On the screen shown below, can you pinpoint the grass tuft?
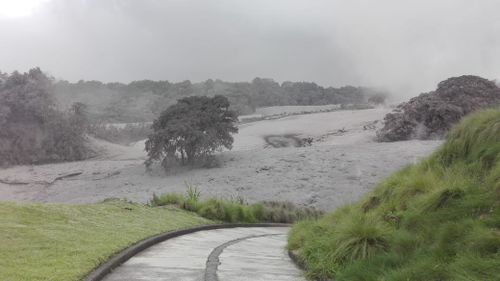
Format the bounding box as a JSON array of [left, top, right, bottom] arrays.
[[330, 214, 391, 263]]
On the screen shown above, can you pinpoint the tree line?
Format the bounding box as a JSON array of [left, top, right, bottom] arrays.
[[54, 77, 388, 123], [0, 67, 387, 167]]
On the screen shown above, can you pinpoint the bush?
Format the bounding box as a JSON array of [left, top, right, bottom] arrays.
[[197, 199, 228, 221], [150, 193, 184, 206], [149, 184, 323, 224], [260, 201, 324, 223], [377, 76, 500, 141], [0, 68, 91, 166]]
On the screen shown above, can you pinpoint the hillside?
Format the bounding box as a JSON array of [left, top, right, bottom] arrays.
[[0, 108, 439, 210], [288, 108, 500, 280]]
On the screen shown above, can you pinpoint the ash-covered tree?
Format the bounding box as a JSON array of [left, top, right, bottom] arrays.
[[0, 68, 90, 166], [145, 95, 238, 169]]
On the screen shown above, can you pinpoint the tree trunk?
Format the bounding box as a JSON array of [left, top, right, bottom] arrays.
[[186, 148, 195, 165], [180, 149, 186, 165]]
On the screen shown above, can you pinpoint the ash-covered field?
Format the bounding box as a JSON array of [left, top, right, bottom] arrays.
[[0, 107, 440, 210]]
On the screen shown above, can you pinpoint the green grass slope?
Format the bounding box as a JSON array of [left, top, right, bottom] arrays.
[[288, 109, 500, 281], [0, 201, 212, 281]]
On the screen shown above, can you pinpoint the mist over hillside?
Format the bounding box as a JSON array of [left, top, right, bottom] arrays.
[[53, 77, 386, 122], [2, 1, 500, 98]]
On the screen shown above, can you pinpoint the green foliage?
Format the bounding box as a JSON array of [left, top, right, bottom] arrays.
[[197, 199, 256, 222], [289, 108, 500, 280], [437, 108, 500, 168], [149, 184, 323, 224], [259, 201, 324, 223], [330, 215, 390, 263], [181, 182, 201, 211], [150, 193, 184, 206], [185, 182, 201, 202], [145, 95, 238, 168], [287, 220, 317, 251], [197, 199, 230, 221]]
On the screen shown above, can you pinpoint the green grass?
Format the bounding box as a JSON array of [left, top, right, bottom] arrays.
[[288, 108, 500, 280], [150, 188, 323, 223], [0, 200, 212, 281]]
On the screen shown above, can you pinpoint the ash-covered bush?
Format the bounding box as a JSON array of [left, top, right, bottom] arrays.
[[377, 75, 500, 141], [0, 68, 91, 166]]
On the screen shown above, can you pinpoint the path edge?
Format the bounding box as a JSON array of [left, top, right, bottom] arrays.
[[288, 249, 307, 271], [83, 223, 290, 281]]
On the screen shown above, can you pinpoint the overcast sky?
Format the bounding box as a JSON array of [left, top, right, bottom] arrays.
[[1, 0, 500, 97]]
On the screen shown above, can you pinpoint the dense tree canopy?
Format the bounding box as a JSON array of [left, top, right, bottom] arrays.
[[53, 78, 387, 122], [0, 68, 90, 166], [145, 95, 238, 168]]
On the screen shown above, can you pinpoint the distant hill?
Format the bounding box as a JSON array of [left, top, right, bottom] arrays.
[[53, 78, 388, 123]]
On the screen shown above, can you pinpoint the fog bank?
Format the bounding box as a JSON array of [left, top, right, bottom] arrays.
[[1, 0, 499, 99]]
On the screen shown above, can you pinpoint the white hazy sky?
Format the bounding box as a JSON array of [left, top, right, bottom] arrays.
[[1, 0, 499, 98]]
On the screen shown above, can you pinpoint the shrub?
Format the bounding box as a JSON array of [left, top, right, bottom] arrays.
[[0, 68, 91, 166], [149, 193, 183, 206], [261, 201, 324, 223], [197, 199, 227, 221], [185, 183, 201, 202], [149, 184, 323, 224]]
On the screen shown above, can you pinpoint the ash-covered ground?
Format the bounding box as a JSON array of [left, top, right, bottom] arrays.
[[0, 108, 440, 211]]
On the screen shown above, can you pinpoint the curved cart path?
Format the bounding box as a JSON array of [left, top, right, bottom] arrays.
[[103, 227, 304, 281]]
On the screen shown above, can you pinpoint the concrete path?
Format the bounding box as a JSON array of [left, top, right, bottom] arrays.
[[103, 227, 305, 281]]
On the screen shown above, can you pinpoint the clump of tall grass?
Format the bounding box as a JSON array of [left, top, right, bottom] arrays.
[[330, 214, 390, 263], [289, 108, 500, 280], [149, 183, 323, 223], [150, 193, 183, 206]]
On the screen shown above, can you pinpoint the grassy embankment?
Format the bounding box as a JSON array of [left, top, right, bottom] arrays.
[[0, 201, 211, 281], [288, 109, 500, 280]]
